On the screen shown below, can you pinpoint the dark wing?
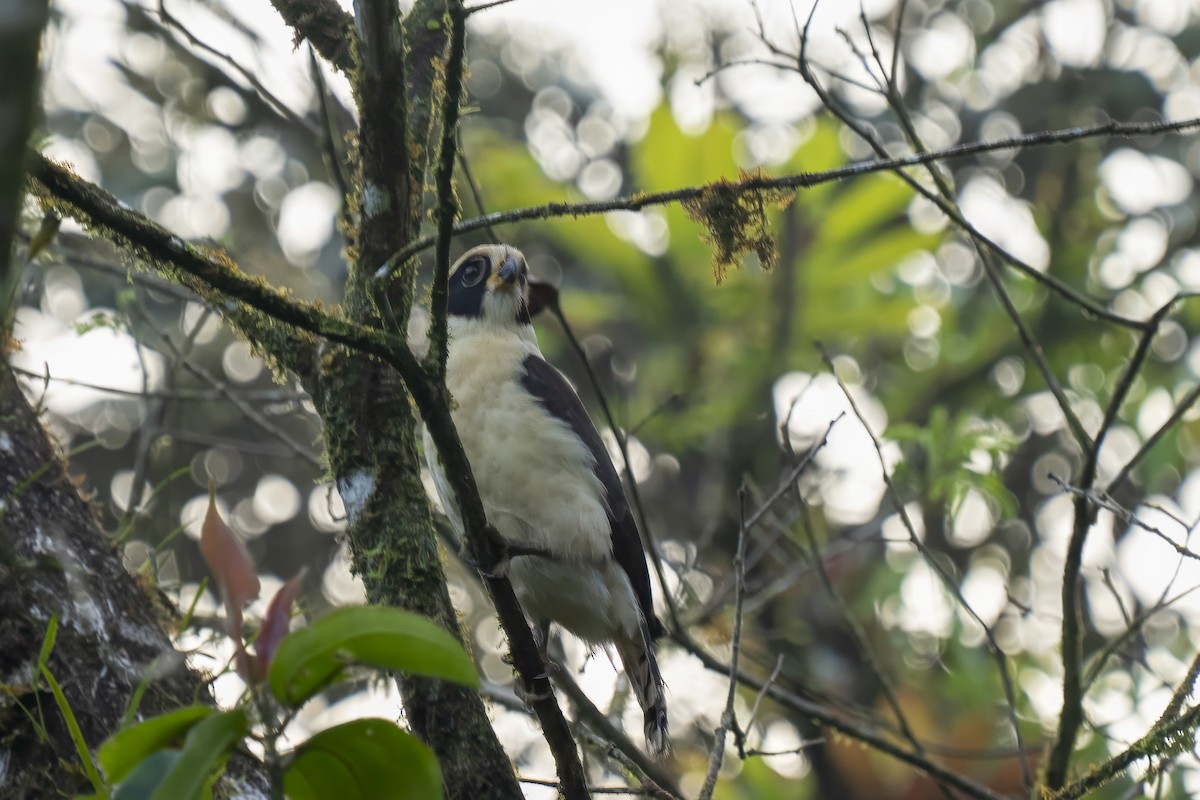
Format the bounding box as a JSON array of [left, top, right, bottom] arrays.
[[520, 354, 663, 639]]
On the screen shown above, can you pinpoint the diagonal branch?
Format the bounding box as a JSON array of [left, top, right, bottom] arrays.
[[1046, 704, 1200, 800], [157, 0, 315, 134], [1105, 382, 1200, 498]]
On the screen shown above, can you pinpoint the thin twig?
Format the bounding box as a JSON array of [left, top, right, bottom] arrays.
[[425, 3, 468, 376], [457, 135, 501, 243], [308, 46, 351, 201], [157, 0, 316, 135], [1052, 477, 1200, 564], [153, 320, 322, 467], [738, 654, 784, 758], [8, 365, 304, 402], [794, 489, 936, 786], [697, 489, 750, 800], [120, 302, 214, 531], [672, 632, 1006, 800], [518, 778, 667, 797], [1105, 382, 1200, 497], [377, 116, 1200, 285]]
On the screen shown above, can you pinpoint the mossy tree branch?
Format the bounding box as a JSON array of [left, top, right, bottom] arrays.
[[267, 0, 356, 74], [425, 2, 466, 376], [28, 151, 316, 379]]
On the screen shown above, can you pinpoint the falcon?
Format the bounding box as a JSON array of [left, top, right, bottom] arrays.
[[423, 244, 668, 755]]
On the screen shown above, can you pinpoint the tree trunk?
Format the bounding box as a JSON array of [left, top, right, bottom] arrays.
[[0, 367, 270, 799]]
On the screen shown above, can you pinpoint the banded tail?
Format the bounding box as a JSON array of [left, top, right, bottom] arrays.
[[616, 621, 669, 756]]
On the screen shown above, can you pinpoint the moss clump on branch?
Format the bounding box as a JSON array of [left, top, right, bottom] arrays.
[[681, 169, 794, 284]]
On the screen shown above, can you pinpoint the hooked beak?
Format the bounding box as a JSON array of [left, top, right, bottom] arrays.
[[489, 254, 523, 292]]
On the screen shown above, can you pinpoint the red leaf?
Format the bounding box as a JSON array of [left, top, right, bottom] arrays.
[[199, 486, 261, 623], [254, 570, 306, 675]]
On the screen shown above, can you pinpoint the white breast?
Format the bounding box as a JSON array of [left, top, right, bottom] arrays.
[[425, 318, 613, 564]]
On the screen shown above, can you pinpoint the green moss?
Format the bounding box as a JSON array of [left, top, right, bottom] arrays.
[[681, 170, 794, 284]]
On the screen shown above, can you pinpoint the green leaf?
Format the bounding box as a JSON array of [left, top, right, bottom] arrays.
[[149, 709, 246, 800], [40, 664, 106, 796], [100, 706, 215, 783], [112, 751, 180, 800], [268, 606, 478, 707], [26, 212, 61, 260], [37, 614, 58, 670], [284, 719, 442, 800]]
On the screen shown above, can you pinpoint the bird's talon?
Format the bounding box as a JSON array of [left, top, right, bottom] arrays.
[[515, 680, 553, 703]]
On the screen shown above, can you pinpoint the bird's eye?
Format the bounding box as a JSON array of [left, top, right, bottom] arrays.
[[460, 257, 487, 287]]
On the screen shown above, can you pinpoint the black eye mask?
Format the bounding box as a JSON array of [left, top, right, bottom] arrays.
[[447, 255, 490, 318]]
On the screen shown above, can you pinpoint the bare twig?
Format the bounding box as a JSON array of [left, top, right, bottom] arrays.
[[158, 0, 315, 134], [737, 654, 784, 758], [119, 302, 213, 532], [1047, 299, 1175, 790], [674, 634, 1006, 800], [308, 46, 351, 201], [793, 490, 939, 792], [518, 778, 668, 797], [1105, 382, 1200, 497], [8, 365, 304, 403], [697, 489, 750, 800], [154, 320, 322, 467], [457, 136, 501, 243], [1052, 477, 1200, 564]]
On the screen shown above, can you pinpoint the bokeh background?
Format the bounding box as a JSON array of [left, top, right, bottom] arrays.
[[13, 0, 1200, 796]]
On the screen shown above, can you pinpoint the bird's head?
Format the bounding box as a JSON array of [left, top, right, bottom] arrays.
[[447, 244, 537, 328]]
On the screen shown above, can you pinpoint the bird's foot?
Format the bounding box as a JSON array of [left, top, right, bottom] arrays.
[[460, 524, 511, 578], [463, 526, 557, 579], [514, 675, 554, 704]]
